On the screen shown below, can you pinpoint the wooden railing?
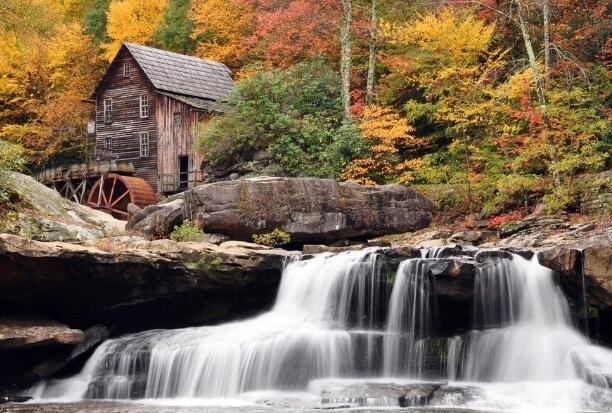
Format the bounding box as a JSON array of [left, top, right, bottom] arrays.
[[35, 160, 135, 184], [159, 171, 203, 193]]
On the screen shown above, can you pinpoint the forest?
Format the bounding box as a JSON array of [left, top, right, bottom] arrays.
[[0, 0, 610, 224]]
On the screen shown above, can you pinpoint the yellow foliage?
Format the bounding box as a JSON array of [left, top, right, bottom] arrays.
[[103, 0, 169, 60], [342, 106, 426, 185], [0, 21, 103, 162], [190, 0, 254, 66], [382, 8, 494, 66]]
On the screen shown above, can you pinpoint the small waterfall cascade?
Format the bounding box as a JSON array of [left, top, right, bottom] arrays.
[[383, 259, 436, 377], [32, 247, 612, 409], [450, 254, 612, 383]]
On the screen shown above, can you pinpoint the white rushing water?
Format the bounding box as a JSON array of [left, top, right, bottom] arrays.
[[31, 247, 612, 412]]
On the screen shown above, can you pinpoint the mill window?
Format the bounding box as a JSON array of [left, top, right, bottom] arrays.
[[139, 132, 150, 157], [173, 112, 181, 134], [123, 61, 131, 77], [103, 98, 112, 124], [140, 94, 149, 118], [103, 136, 112, 150]]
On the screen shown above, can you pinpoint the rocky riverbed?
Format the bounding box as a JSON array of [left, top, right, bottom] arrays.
[[0, 173, 610, 402]]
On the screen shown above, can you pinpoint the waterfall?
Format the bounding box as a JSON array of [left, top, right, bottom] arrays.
[[383, 259, 435, 377], [454, 253, 612, 383], [31, 247, 612, 410]]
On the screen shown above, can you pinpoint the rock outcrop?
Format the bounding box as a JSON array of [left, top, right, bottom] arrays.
[[1, 172, 124, 242], [0, 234, 298, 331], [128, 177, 434, 244], [0, 317, 108, 386], [538, 244, 612, 309]]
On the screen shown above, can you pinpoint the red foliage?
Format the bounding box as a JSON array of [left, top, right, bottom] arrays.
[[241, 0, 340, 68], [487, 210, 526, 228]]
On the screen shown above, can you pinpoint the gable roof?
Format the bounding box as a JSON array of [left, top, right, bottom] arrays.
[[93, 43, 234, 102]]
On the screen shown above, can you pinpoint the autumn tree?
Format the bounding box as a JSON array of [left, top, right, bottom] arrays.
[[154, 0, 196, 53], [342, 106, 425, 185], [189, 0, 254, 68], [103, 0, 169, 60], [241, 0, 341, 69], [0, 18, 104, 163], [199, 60, 364, 178]]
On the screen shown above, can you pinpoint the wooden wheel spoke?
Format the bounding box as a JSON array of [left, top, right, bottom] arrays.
[[87, 173, 155, 219], [110, 190, 130, 207], [109, 177, 117, 204]]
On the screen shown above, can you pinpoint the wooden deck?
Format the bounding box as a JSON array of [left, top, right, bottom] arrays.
[[159, 170, 203, 193], [35, 161, 135, 185]]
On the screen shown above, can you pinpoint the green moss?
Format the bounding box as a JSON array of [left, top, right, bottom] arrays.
[[188, 256, 224, 272]]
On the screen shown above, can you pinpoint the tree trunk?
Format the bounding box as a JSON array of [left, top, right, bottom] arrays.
[[543, 0, 550, 80], [340, 0, 352, 122], [514, 0, 546, 111], [365, 0, 378, 106]]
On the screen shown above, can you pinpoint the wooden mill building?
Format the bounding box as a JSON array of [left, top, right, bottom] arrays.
[[91, 42, 234, 194]]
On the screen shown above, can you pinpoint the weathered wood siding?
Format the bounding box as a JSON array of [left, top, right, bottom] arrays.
[[94, 48, 158, 191], [156, 95, 208, 191]]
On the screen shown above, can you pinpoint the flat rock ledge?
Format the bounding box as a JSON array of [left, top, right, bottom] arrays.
[[0, 234, 299, 330], [0, 317, 108, 386], [128, 177, 434, 244]]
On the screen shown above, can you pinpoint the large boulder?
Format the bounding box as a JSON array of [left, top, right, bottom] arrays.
[[129, 177, 434, 243], [538, 244, 612, 309], [2, 172, 124, 241]]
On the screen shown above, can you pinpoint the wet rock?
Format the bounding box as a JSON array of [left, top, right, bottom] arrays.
[[429, 384, 486, 405], [381, 246, 421, 268], [302, 244, 365, 254], [475, 249, 514, 262], [429, 258, 477, 303], [538, 244, 612, 309], [0, 317, 83, 350], [0, 318, 108, 385], [129, 177, 434, 244], [17, 325, 109, 383], [538, 247, 580, 274], [317, 381, 445, 407], [0, 396, 31, 404], [500, 247, 534, 259]]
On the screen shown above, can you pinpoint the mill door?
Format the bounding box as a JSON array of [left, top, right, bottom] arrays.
[[179, 155, 189, 190]]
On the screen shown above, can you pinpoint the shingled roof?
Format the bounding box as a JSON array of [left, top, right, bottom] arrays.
[[93, 43, 234, 102]]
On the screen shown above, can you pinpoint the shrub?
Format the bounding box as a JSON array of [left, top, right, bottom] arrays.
[[543, 184, 575, 214], [0, 140, 26, 203], [170, 222, 205, 242], [198, 60, 365, 179], [252, 228, 291, 247]]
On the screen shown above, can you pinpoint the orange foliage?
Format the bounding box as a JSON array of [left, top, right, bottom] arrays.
[[342, 106, 426, 185]]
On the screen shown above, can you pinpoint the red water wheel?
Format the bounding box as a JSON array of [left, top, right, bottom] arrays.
[[87, 173, 157, 219]]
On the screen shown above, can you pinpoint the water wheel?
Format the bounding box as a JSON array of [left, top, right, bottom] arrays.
[[87, 173, 157, 218]]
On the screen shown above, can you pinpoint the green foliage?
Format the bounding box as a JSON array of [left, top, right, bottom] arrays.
[[252, 228, 291, 247], [83, 0, 112, 43], [154, 0, 196, 53], [0, 140, 26, 202], [199, 60, 365, 178], [543, 184, 575, 214], [170, 222, 205, 242], [188, 256, 223, 272]]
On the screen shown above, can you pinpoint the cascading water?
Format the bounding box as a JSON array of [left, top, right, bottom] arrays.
[[31, 247, 612, 411]]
